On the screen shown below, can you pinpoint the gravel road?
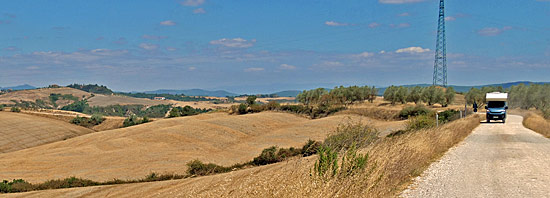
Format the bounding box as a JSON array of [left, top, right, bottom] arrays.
[[402, 115, 550, 198]]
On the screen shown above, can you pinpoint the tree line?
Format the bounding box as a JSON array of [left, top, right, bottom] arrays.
[[296, 86, 378, 106], [383, 86, 455, 106], [508, 84, 550, 118]]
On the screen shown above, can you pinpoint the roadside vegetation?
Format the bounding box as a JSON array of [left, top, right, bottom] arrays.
[[507, 83, 550, 119], [523, 113, 550, 138]]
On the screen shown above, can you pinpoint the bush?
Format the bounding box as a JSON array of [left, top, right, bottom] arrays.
[[168, 105, 208, 118], [238, 103, 248, 114], [0, 104, 4, 111], [301, 139, 321, 157], [186, 160, 231, 176], [10, 107, 20, 112], [71, 115, 104, 127], [406, 114, 436, 131], [323, 122, 379, 151], [399, 105, 432, 119], [438, 109, 461, 123], [123, 115, 150, 127]]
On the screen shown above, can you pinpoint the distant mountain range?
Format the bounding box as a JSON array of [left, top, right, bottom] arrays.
[[141, 89, 239, 97], [0, 84, 36, 91]]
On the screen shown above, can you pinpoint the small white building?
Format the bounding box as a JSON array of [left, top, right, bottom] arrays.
[[153, 97, 166, 100]]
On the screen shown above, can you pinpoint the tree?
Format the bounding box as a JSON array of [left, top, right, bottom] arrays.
[[443, 87, 456, 107], [396, 86, 409, 104], [422, 86, 445, 106], [465, 88, 484, 106], [383, 86, 397, 105], [246, 96, 257, 106], [407, 86, 423, 104]]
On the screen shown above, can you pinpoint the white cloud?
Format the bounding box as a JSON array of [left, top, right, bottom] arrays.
[[139, 43, 159, 50], [244, 67, 264, 72], [390, 23, 410, 28], [379, 0, 426, 4], [325, 21, 348, 26], [280, 64, 296, 70], [193, 8, 206, 14], [210, 38, 256, 48], [477, 26, 512, 36], [398, 12, 410, 17], [395, 47, 430, 54], [142, 35, 168, 40], [445, 16, 456, 21], [159, 20, 176, 26], [166, 47, 178, 51], [355, 52, 374, 58], [368, 22, 380, 28], [181, 0, 205, 6], [4, 46, 19, 51], [188, 66, 196, 71]]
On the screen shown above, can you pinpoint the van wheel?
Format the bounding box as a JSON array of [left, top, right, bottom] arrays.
[[487, 119, 490, 123], [503, 119, 506, 124]]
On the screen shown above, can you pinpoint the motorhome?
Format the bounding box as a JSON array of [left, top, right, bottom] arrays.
[[485, 92, 508, 123]]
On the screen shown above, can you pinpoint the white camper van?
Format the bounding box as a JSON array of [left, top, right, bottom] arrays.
[[485, 92, 508, 123]]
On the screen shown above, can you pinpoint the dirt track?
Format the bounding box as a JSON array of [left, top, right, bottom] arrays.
[[402, 115, 550, 197]]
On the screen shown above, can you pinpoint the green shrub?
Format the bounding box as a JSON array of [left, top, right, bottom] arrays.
[[339, 144, 369, 177], [301, 139, 321, 157], [438, 109, 460, 123], [10, 107, 20, 112], [186, 160, 231, 176], [0, 104, 4, 111], [399, 105, 432, 119], [238, 103, 248, 114], [323, 122, 379, 151], [123, 115, 150, 127], [265, 101, 281, 110], [70, 115, 104, 128], [252, 146, 280, 165], [168, 105, 209, 118], [314, 146, 339, 178], [406, 114, 436, 131]]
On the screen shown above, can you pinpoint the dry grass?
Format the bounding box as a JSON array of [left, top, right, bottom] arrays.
[[0, 112, 94, 154], [4, 114, 481, 197], [0, 112, 402, 184], [523, 112, 550, 138]]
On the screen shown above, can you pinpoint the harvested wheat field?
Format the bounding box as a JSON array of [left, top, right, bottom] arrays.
[[0, 112, 94, 154], [0, 87, 91, 106], [3, 114, 481, 198], [0, 112, 402, 184]]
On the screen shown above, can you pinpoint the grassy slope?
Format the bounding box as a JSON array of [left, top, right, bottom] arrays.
[[0, 87, 92, 107], [4, 114, 482, 198], [523, 113, 550, 138], [0, 112, 401, 183], [0, 112, 94, 154]]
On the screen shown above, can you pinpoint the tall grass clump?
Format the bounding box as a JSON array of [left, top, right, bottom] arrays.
[[399, 105, 432, 119], [323, 121, 379, 151]]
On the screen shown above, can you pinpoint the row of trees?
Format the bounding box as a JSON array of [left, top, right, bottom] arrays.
[[508, 84, 550, 117], [464, 86, 504, 106], [296, 86, 378, 106], [383, 86, 455, 106]]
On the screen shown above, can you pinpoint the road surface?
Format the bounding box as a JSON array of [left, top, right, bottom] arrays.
[[402, 115, 550, 198]]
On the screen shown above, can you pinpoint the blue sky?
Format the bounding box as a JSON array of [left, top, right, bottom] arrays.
[[1, 0, 549, 93]]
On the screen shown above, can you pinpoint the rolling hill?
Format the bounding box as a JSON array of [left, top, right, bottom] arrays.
[[0, 112, 402, 183], [0, 112, 94, 154]]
